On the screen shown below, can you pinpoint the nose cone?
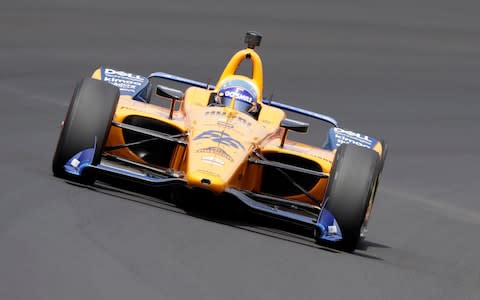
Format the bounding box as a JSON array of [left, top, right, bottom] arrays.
[[186, 129, 249, 194]]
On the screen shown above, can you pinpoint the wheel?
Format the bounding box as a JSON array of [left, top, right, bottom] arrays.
[[322, 143, 381, 252], [360, 139, 388, 239], [52, 77, 119, 183]]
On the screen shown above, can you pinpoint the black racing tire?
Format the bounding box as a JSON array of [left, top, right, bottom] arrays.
[[52, 77, 119, 183], [360, 139, 388, 239], [322, 144, 381, 252]]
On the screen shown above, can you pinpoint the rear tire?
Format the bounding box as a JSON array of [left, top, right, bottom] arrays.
[[52, 78, 119, 183], [322, 144, 380, 252]]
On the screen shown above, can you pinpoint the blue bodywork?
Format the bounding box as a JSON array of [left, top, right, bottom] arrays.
[[323, 127, 379, 151], [315, 205, 343, 242], [65, 147, 95, 176], [100, 66, 150, 100]]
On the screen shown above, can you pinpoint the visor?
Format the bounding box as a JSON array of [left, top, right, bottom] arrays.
[[221, 96, 254, 113]]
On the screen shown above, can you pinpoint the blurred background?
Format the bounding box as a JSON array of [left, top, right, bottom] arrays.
[[1, 0, 479, 299]]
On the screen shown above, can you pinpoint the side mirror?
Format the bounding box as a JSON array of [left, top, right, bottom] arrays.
[[280, 118, 309, 133], [279, 118, 309, 147], [156, 85, 184, 100], [156, 85, 184, 119]]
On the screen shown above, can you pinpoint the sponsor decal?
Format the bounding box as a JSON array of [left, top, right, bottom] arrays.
[[233, 115, 252, 127], [205, 110, 228, 117], [104, 77, 139, 91], [204, 111, 252, 127], [196, 147, 234, 162], [197, 169, 220, 177], [103, 68, 147, 94], [193, 130, 245, 150], [217, 121, 234, 128], [311, 156, 333, 164], [70, 158, 80, 168], [334, 128, 371, 142], [222, 87, 254, 103], [328, 225, 338, 234], [201, 156, 225, 166], [333, 128, 374, 148], [218, 79, 258, 101], [104, 68, 144, 81]]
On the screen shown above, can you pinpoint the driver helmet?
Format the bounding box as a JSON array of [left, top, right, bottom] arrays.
[[214, 76, 260, 115]]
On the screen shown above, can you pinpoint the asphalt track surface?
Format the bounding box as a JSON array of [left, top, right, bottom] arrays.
[[1, 1, 480, 299]]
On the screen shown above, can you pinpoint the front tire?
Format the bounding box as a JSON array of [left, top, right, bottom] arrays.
[[52, 78, 119, 183], [322, 144, 380, 252]]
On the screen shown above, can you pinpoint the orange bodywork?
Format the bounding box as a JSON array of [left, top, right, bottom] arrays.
[[97, 46, 383, 206]]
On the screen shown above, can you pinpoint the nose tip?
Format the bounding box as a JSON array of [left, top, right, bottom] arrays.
[[186, 172, 226, 194], [200, 178, 211, 185]]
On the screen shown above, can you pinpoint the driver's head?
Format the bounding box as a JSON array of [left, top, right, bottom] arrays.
[[215, 76, 259, 115]]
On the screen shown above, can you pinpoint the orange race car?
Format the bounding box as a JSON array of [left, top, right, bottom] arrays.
[[52, 32, 387, 251]]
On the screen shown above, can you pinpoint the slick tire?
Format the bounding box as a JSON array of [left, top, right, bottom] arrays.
[[322, 144, 380, 252], [360, 139, 388, 239], [52, 77, 119, 183]]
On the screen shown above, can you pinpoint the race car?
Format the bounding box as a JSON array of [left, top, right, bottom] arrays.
[[52, 31, 387, 252]]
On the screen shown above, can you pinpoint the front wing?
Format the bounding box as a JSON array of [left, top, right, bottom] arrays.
[[64, 146, 343, 244]]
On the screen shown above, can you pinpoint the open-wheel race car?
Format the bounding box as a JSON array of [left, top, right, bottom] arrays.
[[52, 32, 387, 252]]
